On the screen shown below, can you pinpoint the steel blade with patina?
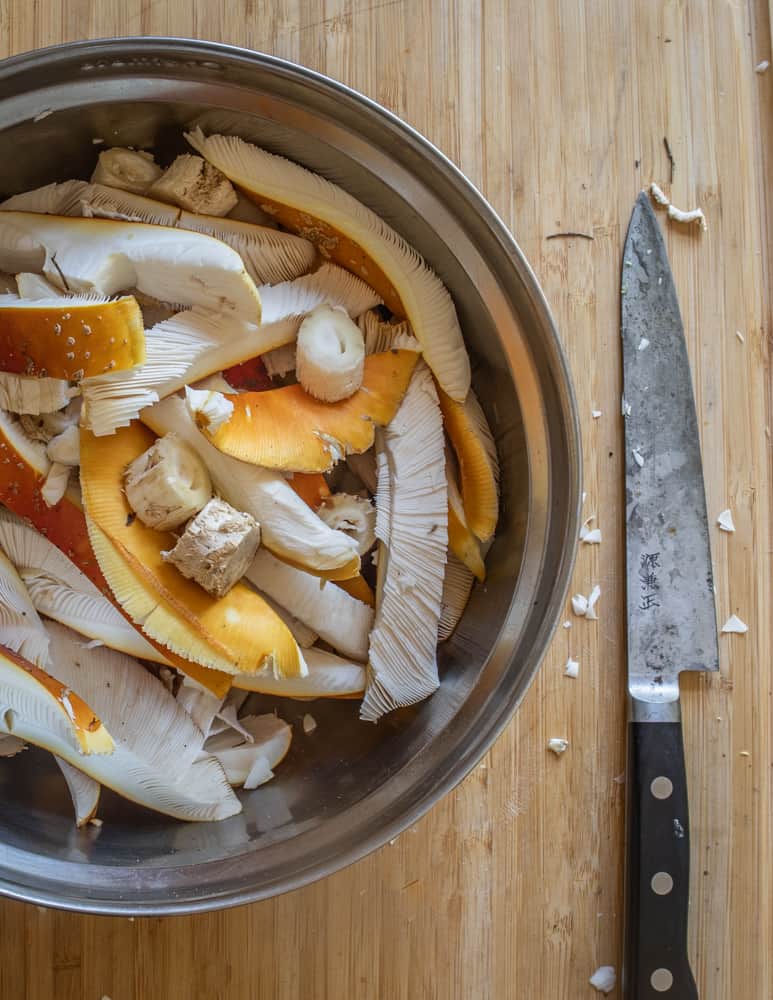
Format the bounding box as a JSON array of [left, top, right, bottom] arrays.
[[622, 192, 719, 707]]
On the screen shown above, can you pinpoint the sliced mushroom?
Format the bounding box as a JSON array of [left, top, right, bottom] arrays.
[[55, 757, 101, 827], [446, 458, 485, 582], [39, 461, 70, 507], [184, 386, 234, 434], [359, 309, 420, 354], [0, 212, 261, 317], [123, 432, 212, 531], [245, 550, 373, 662], [0, 413, 229, 693], [234, 646, 366, 699], [80, 184, 182, 225], [0, 641, 114, 757], [259, 263, 382, 327], [178, 212, 316, 285], [81, 308, 293, 437], [0, 548, 50, 666], [40, 621, 241, 821], [15, 272, 65, 299]]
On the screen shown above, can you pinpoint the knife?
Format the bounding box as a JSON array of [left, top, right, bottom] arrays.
[[621, 192, 719, 998]]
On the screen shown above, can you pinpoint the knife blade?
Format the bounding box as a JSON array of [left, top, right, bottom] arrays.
[[621, 192, 719, 999]]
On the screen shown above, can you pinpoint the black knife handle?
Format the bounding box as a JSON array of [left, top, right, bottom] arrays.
[[623, 718, 698, 998]]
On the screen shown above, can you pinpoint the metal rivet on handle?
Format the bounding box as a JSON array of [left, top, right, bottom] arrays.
[[651, 968, 674, 992], [650, 776, 673, 799], [651, 871, 674, 895]]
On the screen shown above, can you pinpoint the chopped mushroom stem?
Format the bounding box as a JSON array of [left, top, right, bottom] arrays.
[[185, 385, 234, 434], [317, 493, 376, 555], [91, 148, 162, 195], [141, 394, 360, 576], [149, 155, 238, 216], [162, 497, 261, 598], [296, 304, 365, 402], [124, 432, 212, 531]]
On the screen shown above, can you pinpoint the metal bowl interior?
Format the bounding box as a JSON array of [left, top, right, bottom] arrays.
[[0, 39, 581, 914]]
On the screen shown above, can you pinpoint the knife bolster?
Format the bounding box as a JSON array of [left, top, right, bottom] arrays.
[[630, 698, 681, 724]]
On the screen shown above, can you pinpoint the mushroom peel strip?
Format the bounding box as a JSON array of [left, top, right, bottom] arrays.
[[203, 713, 292, 788], [0, 371, 75, 415], [438, 386, 499, 543], [0, 180, 91, 216], [80, 307, 298, 437], [186, 129, 471, 401], [446, 461, 486, 582], [197, 349, 419, 473], [39, 622, 241, 822], [81, 184, 182, 225], [438, 554, 475, 642], [0, 503, 168, 664], [258, 263, 381, 325], [80, 422, 305, 679], [7, 180, 317, 286], [178, 211, 316, 285], [0, 410, 231, 695], [0, 548, 51, 667], [245, 550, 374, 663], [0, 294, 145, 379], [54, 757, 101, 827], [0, 643, 114, 756], [140, 394, 360, 578], [362, 365, 448, 722], [0, 212, 262, 318], [81, 186, 317, 286], [233, 646, 366, 699]]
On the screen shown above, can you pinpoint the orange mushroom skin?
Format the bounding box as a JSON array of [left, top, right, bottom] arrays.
[[0, 297, 145, 379]]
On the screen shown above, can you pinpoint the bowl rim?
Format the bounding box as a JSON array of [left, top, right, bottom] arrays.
[[0, 36, 583, 915]]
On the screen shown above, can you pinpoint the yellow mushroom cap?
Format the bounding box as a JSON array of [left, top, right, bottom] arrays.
[[80, 421, 304, 679], [0, 295, 145, 379], [438, 387, 499, 543], [199, 349, 419, 473]]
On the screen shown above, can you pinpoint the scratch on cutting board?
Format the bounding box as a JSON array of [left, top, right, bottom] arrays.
[[499, 747, 538, 820], [293, 0, 404, 32]]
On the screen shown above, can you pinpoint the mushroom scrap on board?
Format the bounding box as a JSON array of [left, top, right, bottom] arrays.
[[0, 131, 499, 825]]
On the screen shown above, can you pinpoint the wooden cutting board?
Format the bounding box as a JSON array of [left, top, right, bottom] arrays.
[[0, 2, 770, 998]]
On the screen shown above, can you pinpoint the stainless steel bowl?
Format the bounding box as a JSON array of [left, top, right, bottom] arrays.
[[0, 38, 581, 914]]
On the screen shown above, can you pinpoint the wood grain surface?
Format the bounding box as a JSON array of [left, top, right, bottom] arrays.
[[0, 1, 771, 997]]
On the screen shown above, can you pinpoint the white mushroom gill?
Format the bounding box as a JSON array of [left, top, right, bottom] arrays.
[[361, 364, 448, 722]]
